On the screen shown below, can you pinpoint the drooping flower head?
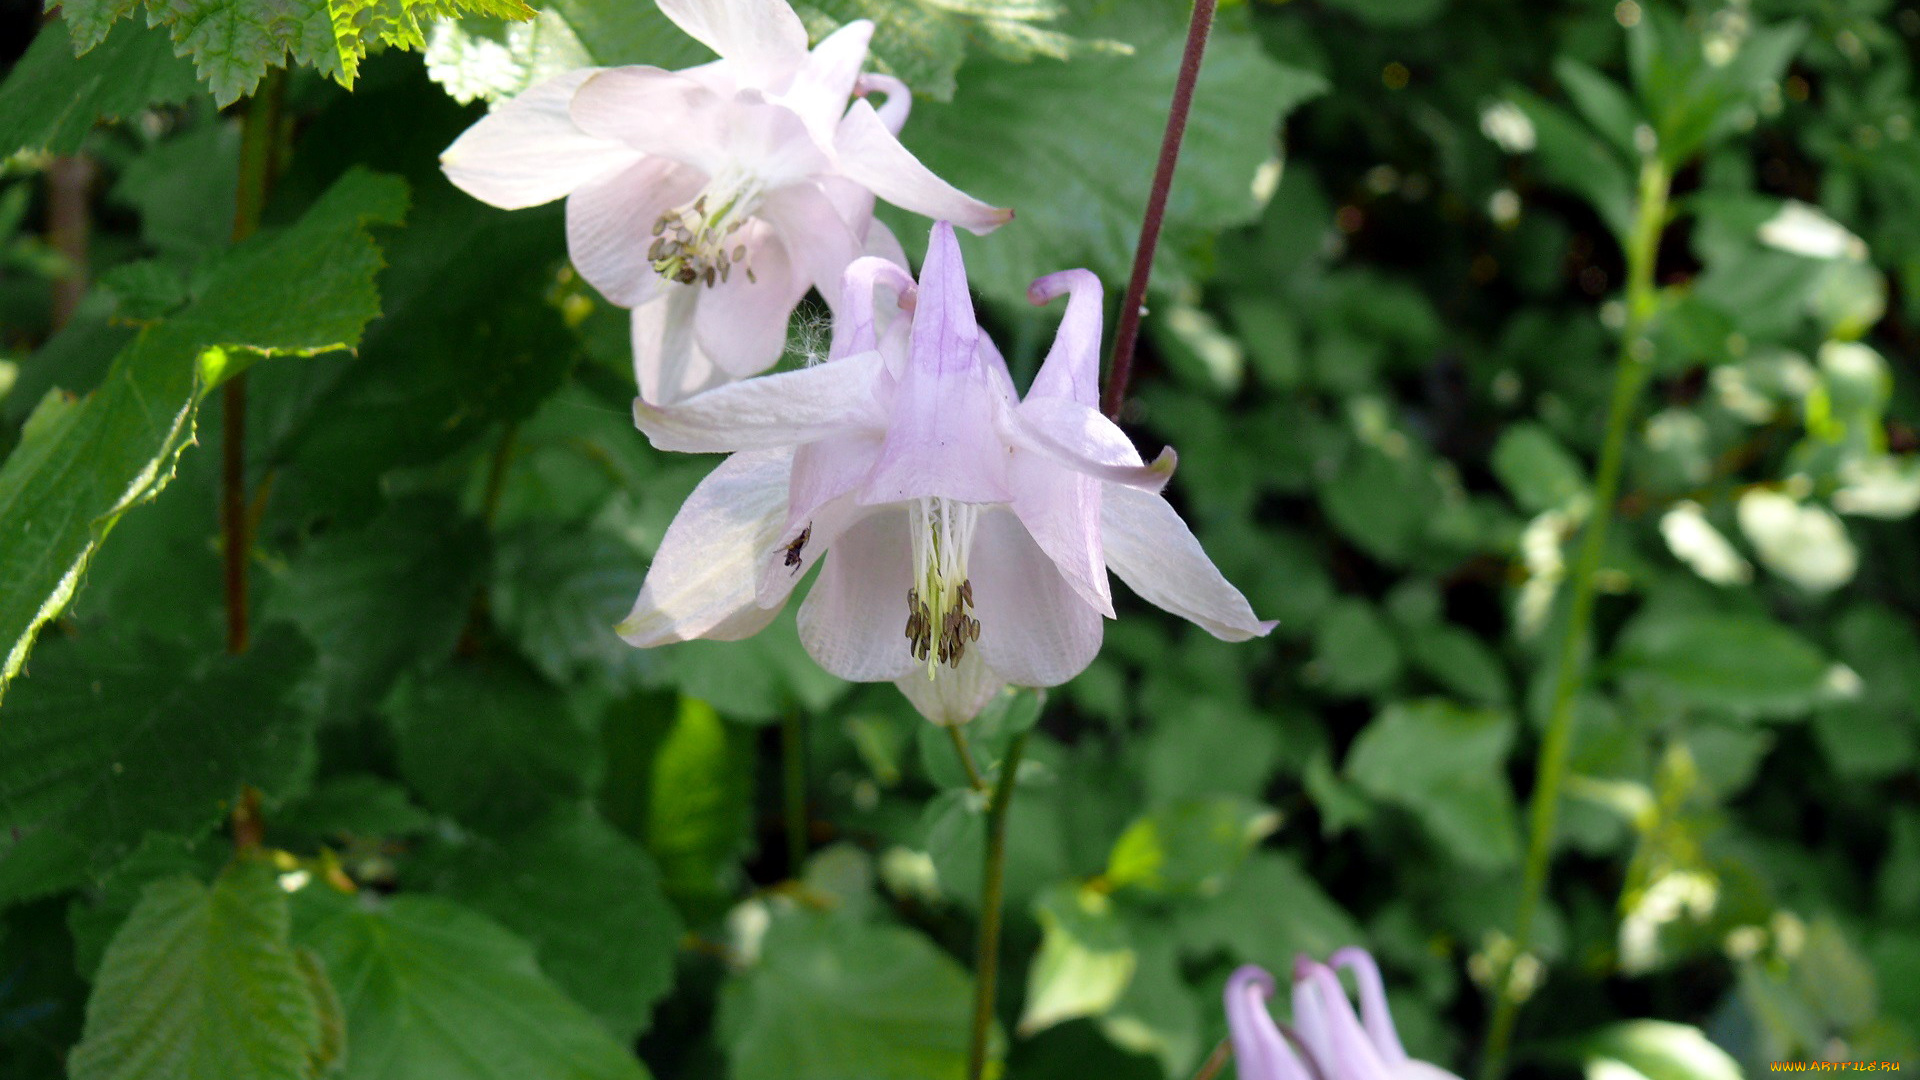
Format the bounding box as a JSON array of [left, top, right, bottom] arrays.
[[440, 0, 1009, 403], [1226, 952, 1463, 1080], [617, 220, 1272, 724]]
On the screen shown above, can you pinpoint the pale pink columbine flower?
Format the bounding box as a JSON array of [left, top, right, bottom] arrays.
[[1226, 951, 1463, 1080], [615, 220, 1272, 724], [439, 0, 1009, 403]]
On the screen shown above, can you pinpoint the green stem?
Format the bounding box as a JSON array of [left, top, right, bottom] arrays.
[[947, 724, 988, 792], [221, 68, 286, 655], [782, 711, 808, 875], [967, 731, 1027, 1080], [1479, 156, 1670, 1080]]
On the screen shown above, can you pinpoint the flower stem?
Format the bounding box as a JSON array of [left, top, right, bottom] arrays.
[[222, 69, 286, 655], [967, 730, 1028, 1080], [1479, 155, 1670, 1080], [1102, 0, 1217, 421], [782, 710, 808, 875], [947, 724, 988, 792]]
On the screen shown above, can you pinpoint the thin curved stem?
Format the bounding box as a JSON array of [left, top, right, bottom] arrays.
[[1103, 0, 1217, 420], [222, 68, 286, 655], [966, 730, 1028, 1080], [946, 724, 988, 792], [1479, 156, 1670, 1080]]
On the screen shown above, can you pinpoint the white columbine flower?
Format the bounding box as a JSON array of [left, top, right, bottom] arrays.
[[616, 221, 1273, 723], [440, 0, 1009, 403]]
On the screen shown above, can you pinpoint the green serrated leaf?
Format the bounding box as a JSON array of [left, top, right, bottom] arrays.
[[1173, 852, 1363, 964], [1345, 700, 1521, 869], [600, 695, 756, 914], [267, 496, 486, 718], [0, 20, 202, 156], [417, 808, 683, 1041], [718, 913, 981, 1080], [0, 168, 407, 702], [67, 834, 227, 982], [0, 631, 315, 905], [300, 891, 650, 1080], [879, 15, 1325, 303], [385, 659, 600, 833], [62, 0, 536, 104], [70, 861, 334, 1080], [491, 524, 653, 692]]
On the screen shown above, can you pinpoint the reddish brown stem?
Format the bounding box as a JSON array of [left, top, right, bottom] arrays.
[[47, 155, 96, 332], [1102, 0, 1218, 420], [222, 70, 286, 654]]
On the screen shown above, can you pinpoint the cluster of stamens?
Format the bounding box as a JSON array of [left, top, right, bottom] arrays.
[[648, 194, 757, 288], [906, 498, 982, 677], [906, 581, 980, 669]]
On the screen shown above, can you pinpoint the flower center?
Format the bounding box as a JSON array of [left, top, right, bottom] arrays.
[[904, 498, 981, 676], [648, 178, 763, 288]]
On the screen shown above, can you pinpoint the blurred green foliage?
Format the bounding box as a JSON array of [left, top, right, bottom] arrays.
[[1, 0, 1918, 1077]]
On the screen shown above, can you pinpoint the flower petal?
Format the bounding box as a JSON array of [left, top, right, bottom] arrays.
[[833, 101, 1012, 234], [757, 484, 873, 606], [1009, 450, 1112, 617], [895, 649, 1004, 727], [1292, 959, 1394, 1080], [633, 349, 888, 453], [1330, 948, 1409, 1066], [829, 255, 917, 359], [694, 223, 807, 377], [969, 509, 1103, 687], [776, 19, 873, 146], [1026, 268, 1103, 407], [617, 448, 793, 647], [440, 69, 644, 210], [855, 72, 912, 134], [1225, 966, 1312, 1080], [567, 157, 705, 307], [759, 182, 864, 309], [861, 222, 1012, 505], [633, 291, 730, 405], [796, 509, 921, 680], [570, 67, 732, 173], [1009, 396, 1174, 491], [1100, 483, 1276, 641], [719, 94, 833, 187], [656, 0, 810, 87]]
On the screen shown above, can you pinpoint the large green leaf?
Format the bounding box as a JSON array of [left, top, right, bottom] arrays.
[[1105, 796, 1278, 897], [797, 0, 1084, 101], [70, 861, 339, 1080], [1345, 700, 1521, 869], [718, 913, 979, 1080], [1173, 852, 1363, 965], [415, 808, 683, 1040], [490, 524, 652, 693], [60, 0, 536, 104], [0, 20, 201, 156], [0, 168, 408, 703], [267, 497, 486, 719], [0, 631, 314, 905], [601, 695, 756, 913], [1614, 610, 1828, 720], [879, 11, 1325, 304], [1018, 883, 1136, 1037], [385, 659, 600, 833], [300, 892, 649, 1080]]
